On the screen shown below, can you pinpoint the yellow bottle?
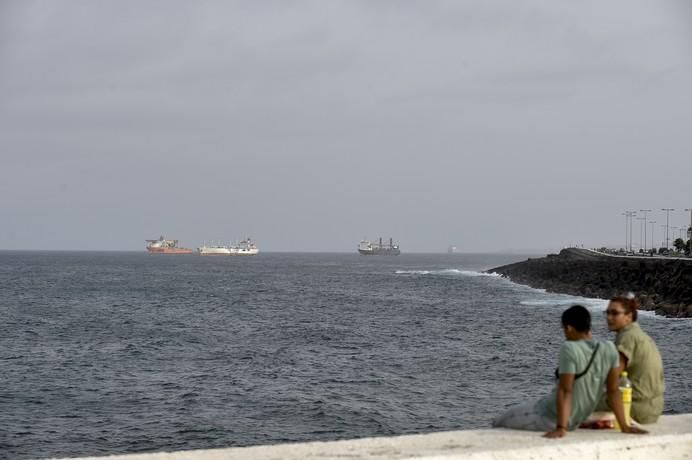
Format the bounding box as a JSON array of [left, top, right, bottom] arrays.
[[614, 371, 632, 431]]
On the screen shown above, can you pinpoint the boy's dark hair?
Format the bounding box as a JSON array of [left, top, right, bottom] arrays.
[[561, 304, 591, 332]]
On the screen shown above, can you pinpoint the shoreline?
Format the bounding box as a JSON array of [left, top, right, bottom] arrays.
[[488, 248, 692, 318]]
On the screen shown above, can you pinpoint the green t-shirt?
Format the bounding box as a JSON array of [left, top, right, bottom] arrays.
[[616, 322, 665, 423], [536, 339, 619, 430]]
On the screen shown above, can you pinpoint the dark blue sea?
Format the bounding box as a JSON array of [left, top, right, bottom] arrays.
[[2, 252, 691, 459]]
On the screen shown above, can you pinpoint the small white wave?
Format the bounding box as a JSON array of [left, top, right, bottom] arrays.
[[394, 269, 502, 278], [395, 270, 432, 275], [519, 297, 608, 311], [456, 270, 503, 278], [640, 309, 656, 318]]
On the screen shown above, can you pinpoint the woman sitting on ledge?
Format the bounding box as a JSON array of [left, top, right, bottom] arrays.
[[602, 295, 665, 424], [492, 305, 647, 437]]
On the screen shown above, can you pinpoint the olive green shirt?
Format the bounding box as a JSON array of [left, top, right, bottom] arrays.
[[617, 322, 665, 423]]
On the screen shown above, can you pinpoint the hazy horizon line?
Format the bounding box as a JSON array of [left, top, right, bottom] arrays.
[[0, 248, 549, 255]]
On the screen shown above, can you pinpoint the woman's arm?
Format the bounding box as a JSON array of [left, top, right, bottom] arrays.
[[544, 373, 574, 438], [615, 351, 627, 374]]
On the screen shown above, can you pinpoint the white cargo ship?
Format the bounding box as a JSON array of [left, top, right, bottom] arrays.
[[197, 238, 259, 256], [358, 237, 400, 256], [146, 235, 193, 254]]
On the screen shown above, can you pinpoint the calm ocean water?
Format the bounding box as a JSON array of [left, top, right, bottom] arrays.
[[2, 252, 691, 459]]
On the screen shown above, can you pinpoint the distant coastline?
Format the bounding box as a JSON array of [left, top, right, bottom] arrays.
[[488, 248, 692, 318]]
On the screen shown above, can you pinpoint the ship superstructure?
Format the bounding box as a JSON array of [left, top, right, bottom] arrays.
[[236, 238, 259, 255], [358, 237, 400, 256], [146, 235, 193, 254]]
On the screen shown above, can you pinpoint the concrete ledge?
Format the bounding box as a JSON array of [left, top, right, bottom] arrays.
[[59, 414, 692, 460]]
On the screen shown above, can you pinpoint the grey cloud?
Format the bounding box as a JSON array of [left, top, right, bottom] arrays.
[[1, 0, 691, 252]]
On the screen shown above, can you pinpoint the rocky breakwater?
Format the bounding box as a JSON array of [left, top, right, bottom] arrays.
[[488, 248, 692, 318]]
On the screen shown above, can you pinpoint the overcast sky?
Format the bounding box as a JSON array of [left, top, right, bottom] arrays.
[[1, 1, 691, 252]]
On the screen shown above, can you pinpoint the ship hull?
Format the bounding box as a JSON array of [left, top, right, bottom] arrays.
[[235, 249, 259, 256], [198, 247, 235, 256], [198, 249, 259, 256], [358, 248, 400, 256], [147, 247, 193, 254]]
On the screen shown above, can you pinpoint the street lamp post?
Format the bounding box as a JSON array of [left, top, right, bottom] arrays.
[[685, 208, 692, 241], [649, 221, 656, 253], [639, 209, 652, 251], [621, 212, 628, 251], [660, 224, 667, 249], [622, 211, 636, 251], [661, 208, 675, 249], [630, 211, 637, 251], [637, 217, 646, 252]]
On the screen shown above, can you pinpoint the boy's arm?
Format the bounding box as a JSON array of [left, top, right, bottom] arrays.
[[544, 373, 574, 438]]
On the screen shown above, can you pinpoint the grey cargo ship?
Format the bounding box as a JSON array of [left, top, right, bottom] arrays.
[[358, 237, 401, 256]]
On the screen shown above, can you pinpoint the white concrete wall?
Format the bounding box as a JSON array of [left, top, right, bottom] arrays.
[[59, 414, 692, 460]]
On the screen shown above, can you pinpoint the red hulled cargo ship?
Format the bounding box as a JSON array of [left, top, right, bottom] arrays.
[[146, 235, 193, 254]]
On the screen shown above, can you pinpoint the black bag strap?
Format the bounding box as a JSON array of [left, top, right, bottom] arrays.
[[554, 342, 600, 380], [575, 342, 600, 380]]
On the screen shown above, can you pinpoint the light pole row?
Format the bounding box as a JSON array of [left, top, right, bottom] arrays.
[[620, 208, 692, 251]]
